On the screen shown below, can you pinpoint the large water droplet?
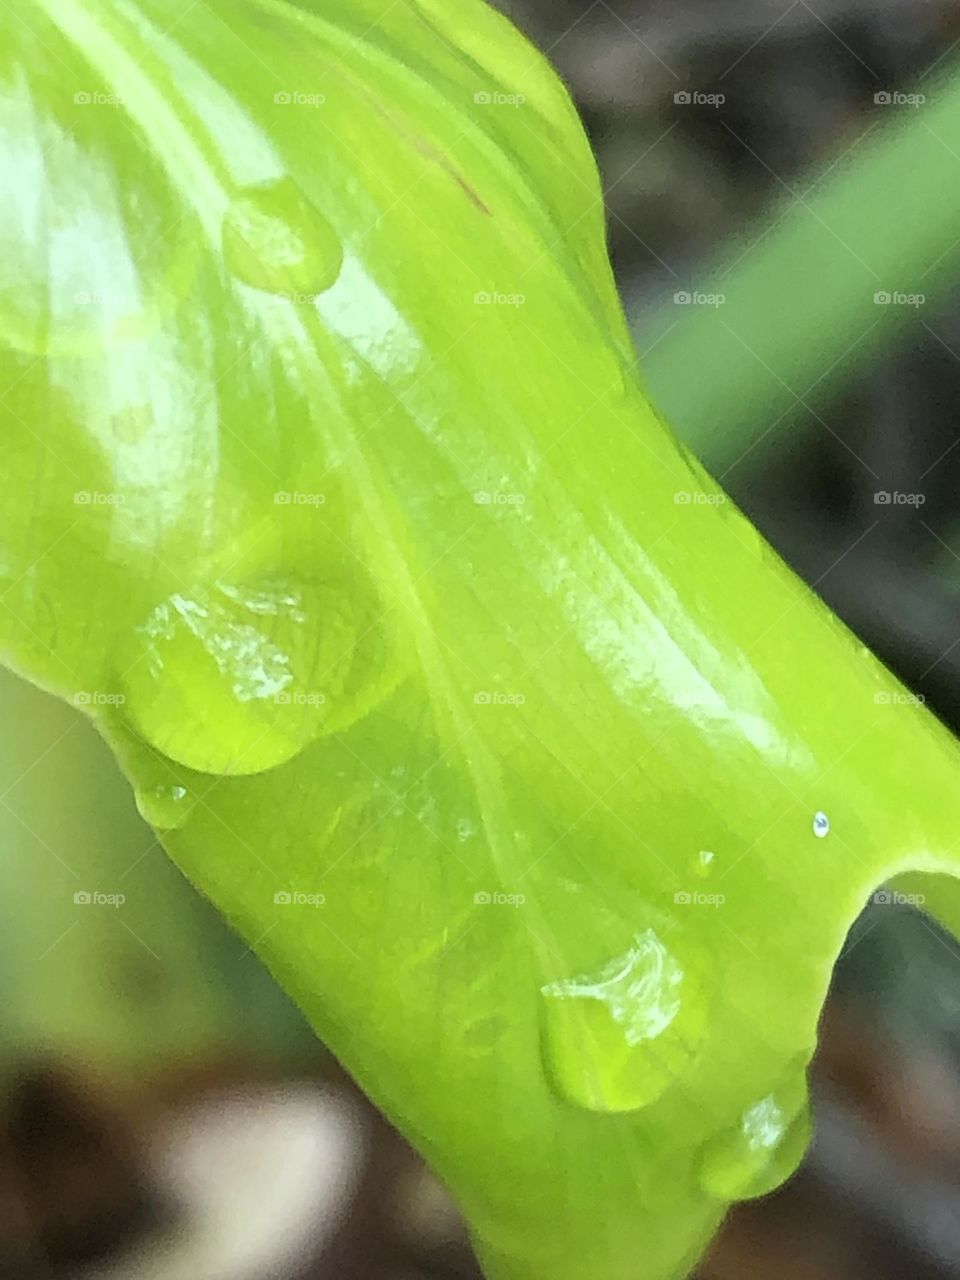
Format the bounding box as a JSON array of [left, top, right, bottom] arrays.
[[122, 578, 356, 775], [540, 928, 706, 1113], [135, 783, 194, 831], [223, 178, 343, 297], [699, 1080, 810, 1201]]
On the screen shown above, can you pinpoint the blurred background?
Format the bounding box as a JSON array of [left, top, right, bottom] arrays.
[[8, 1, 960, 1277]]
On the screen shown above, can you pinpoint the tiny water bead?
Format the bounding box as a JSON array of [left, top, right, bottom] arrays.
[[698, 1083, 811, 1201], [812, 811, 830, 839], [122, 578, 357, 775], [540, 928, 707, 1114], [135, 783, 194, 831], [695, 850, 715, 877], [222, 178, 343, 297]]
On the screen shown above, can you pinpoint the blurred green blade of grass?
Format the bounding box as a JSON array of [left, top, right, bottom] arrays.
[[637, 70, 960, 474]]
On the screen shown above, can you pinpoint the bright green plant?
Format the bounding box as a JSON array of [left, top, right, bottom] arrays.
[[3, 3, 960, 1279]]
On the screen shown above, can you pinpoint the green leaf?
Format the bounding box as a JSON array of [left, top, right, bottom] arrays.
[[3, 3, 960, 1278]]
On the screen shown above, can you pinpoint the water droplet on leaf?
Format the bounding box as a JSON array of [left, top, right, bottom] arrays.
[[540, 928, 706, 1113], [699, 1084, 810, 1200], [813, 811, 830, 838], [135, 783, 194, 830], [696, 850, 715, 877], [223, 178, 343, 297], [122, 578, 355, 775]]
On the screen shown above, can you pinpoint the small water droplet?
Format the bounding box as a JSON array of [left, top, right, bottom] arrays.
[[812, 811, 830, 839], [223, 177, 343, 297], [699, 1083, 810, 1200], [456, 817, 476, 843], [696, 850, 715, 878], [540, 928, 706, 1113], [122, 578, 356, 775], [135, 783, 194, 831]]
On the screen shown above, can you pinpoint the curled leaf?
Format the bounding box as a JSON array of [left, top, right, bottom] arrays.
[[3, 3, 960, 1278]]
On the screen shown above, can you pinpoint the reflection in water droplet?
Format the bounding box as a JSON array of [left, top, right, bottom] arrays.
[[812, 811, 830, 839], [456, 817, 476, 843], [699, 1085, 811, 1201], [696, 850, 715, 878], [223, 178, 343, 297], [122, 579, 356, 775], [540, 928, 706, 1113], [135, 783, 194, 831]]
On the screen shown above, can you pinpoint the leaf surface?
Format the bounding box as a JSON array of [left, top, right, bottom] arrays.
[[3, 3, 960, 1277]]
